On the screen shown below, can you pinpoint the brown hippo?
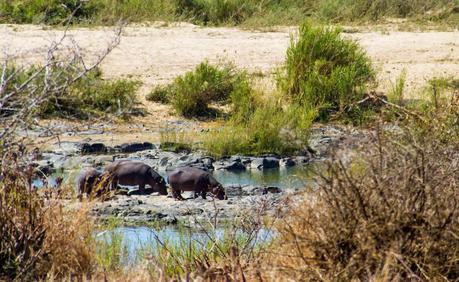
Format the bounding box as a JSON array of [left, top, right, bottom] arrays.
[[76, 168, 102, 201], [103, 160, 167, 195], [167, 167, 226, 200]]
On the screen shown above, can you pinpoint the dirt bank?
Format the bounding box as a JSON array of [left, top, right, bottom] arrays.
[[2, 23, 458, 145]]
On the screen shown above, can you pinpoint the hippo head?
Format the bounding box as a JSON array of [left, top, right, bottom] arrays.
[[211, 185, 227, 200], [154, 177, 168, 196]]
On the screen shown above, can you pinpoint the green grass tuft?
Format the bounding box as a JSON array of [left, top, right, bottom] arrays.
[[277, 22, 375, 121]]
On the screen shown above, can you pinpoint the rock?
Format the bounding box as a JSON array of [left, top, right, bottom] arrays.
[[250, 157, 279, 170], [201, 157, 214, 168], [117, 142, 155, 153], [127, 187, 157, 196], [114, 189, 129, 196], [180, 208, 204, 216], [79, 143, 107, 155], [263, 157, 280, 169], [250, 158, 264, 169], [280, 158, 295, 167], [264, 186, 281, 194], [294, 156, 310, 165], [214, 160, 246, 171]]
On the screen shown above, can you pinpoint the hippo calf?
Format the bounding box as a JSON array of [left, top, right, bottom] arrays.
[[103, 160, 167, 195], [76, 168, 102, 201], [167, 167, 226, 200]]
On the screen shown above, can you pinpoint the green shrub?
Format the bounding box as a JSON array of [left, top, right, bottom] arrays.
[[36, 68, 141, 119], [277, 22, 375, 121], [203, 101, 316, 157], [153, 61, 250, 118], [1, 0, 458, 27], [0, 0, 100, 24], [1, 65, 141, 119], [146, 85, 171, 104]]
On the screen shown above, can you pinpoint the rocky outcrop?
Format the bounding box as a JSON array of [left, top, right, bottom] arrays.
[[89, 184, 290, 226]]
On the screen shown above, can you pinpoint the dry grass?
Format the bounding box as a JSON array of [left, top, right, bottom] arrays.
[[0, 150, 96, 280], [268, 121, 459, 281]]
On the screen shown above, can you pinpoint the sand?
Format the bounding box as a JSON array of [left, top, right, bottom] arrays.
[[1, 23, 458, 145]]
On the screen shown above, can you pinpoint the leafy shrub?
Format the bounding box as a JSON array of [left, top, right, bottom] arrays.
[[1, 0, 458, 27], [277, 23, 375, 120], [272, 122, 459, 281], [1, 65, 141, 119], [150, 61, 250, 118], [0, 0, 100, 24], [146, 85, 171, 104]]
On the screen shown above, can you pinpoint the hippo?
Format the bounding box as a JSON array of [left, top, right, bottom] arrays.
[[103, 160, 167, 195], [76, 168, 103, 201], [167, 167, 226, 200]]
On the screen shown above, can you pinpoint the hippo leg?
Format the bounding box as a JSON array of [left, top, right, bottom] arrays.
[[139, 183, 146, 195], [172, 187, 185, 201], [193, 191, 199, 199], [111, 177, 118, 191], [201, 190, 207, 200]]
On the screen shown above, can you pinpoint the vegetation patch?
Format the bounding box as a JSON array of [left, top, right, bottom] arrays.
[[1, 0, 458, 27], [148, 61, 250, 118], [203, 102, 316, 157], [277, 22, 375, 121], [1, 65, 141, 120], [271, 113, 459, 280]]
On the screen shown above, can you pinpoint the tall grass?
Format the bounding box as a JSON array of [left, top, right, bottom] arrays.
[[269, 119, 459, 280], [388, 69, 407, 105], [1, 0, 458, 27], [0, 151, 95, 280], [277, 22, 375, 121]]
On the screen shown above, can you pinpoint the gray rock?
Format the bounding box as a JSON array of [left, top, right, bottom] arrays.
[[280, 158, 296, 167], [294, 156, 310, 165], [250, 157, 279, 170], [79, 143, 107, 155], [250, 158, 264, 169], [214, 160, 246, 171], [117, 142, 155, 153], [263, 157, 279, 169]]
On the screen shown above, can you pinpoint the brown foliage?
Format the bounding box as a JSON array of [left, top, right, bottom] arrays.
[[270, 125, 459, 281]]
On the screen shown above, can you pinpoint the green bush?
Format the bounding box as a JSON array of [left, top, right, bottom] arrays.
[[1, 0, 458, 27], [150, 61, 250, 118], [146, 85, 171, 104], [1, 65, 141, 119], [203, 101, 316, 157], [0, 0, 100, 24], [277, 23, 375, 121]]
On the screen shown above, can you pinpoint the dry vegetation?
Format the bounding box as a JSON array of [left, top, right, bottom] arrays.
[[1, 3, 459, 281]]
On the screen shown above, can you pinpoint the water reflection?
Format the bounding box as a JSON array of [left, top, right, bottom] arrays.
[[96, 226, 275, 266], [34, 166, 311, 190]]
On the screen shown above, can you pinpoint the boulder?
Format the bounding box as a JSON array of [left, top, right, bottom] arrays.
[[117, 142, 154, 153], [214, 160, 246, 171], [280, 158, 296, 167], [79, 143, 107, 155], [250, 157, 279, 170]]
